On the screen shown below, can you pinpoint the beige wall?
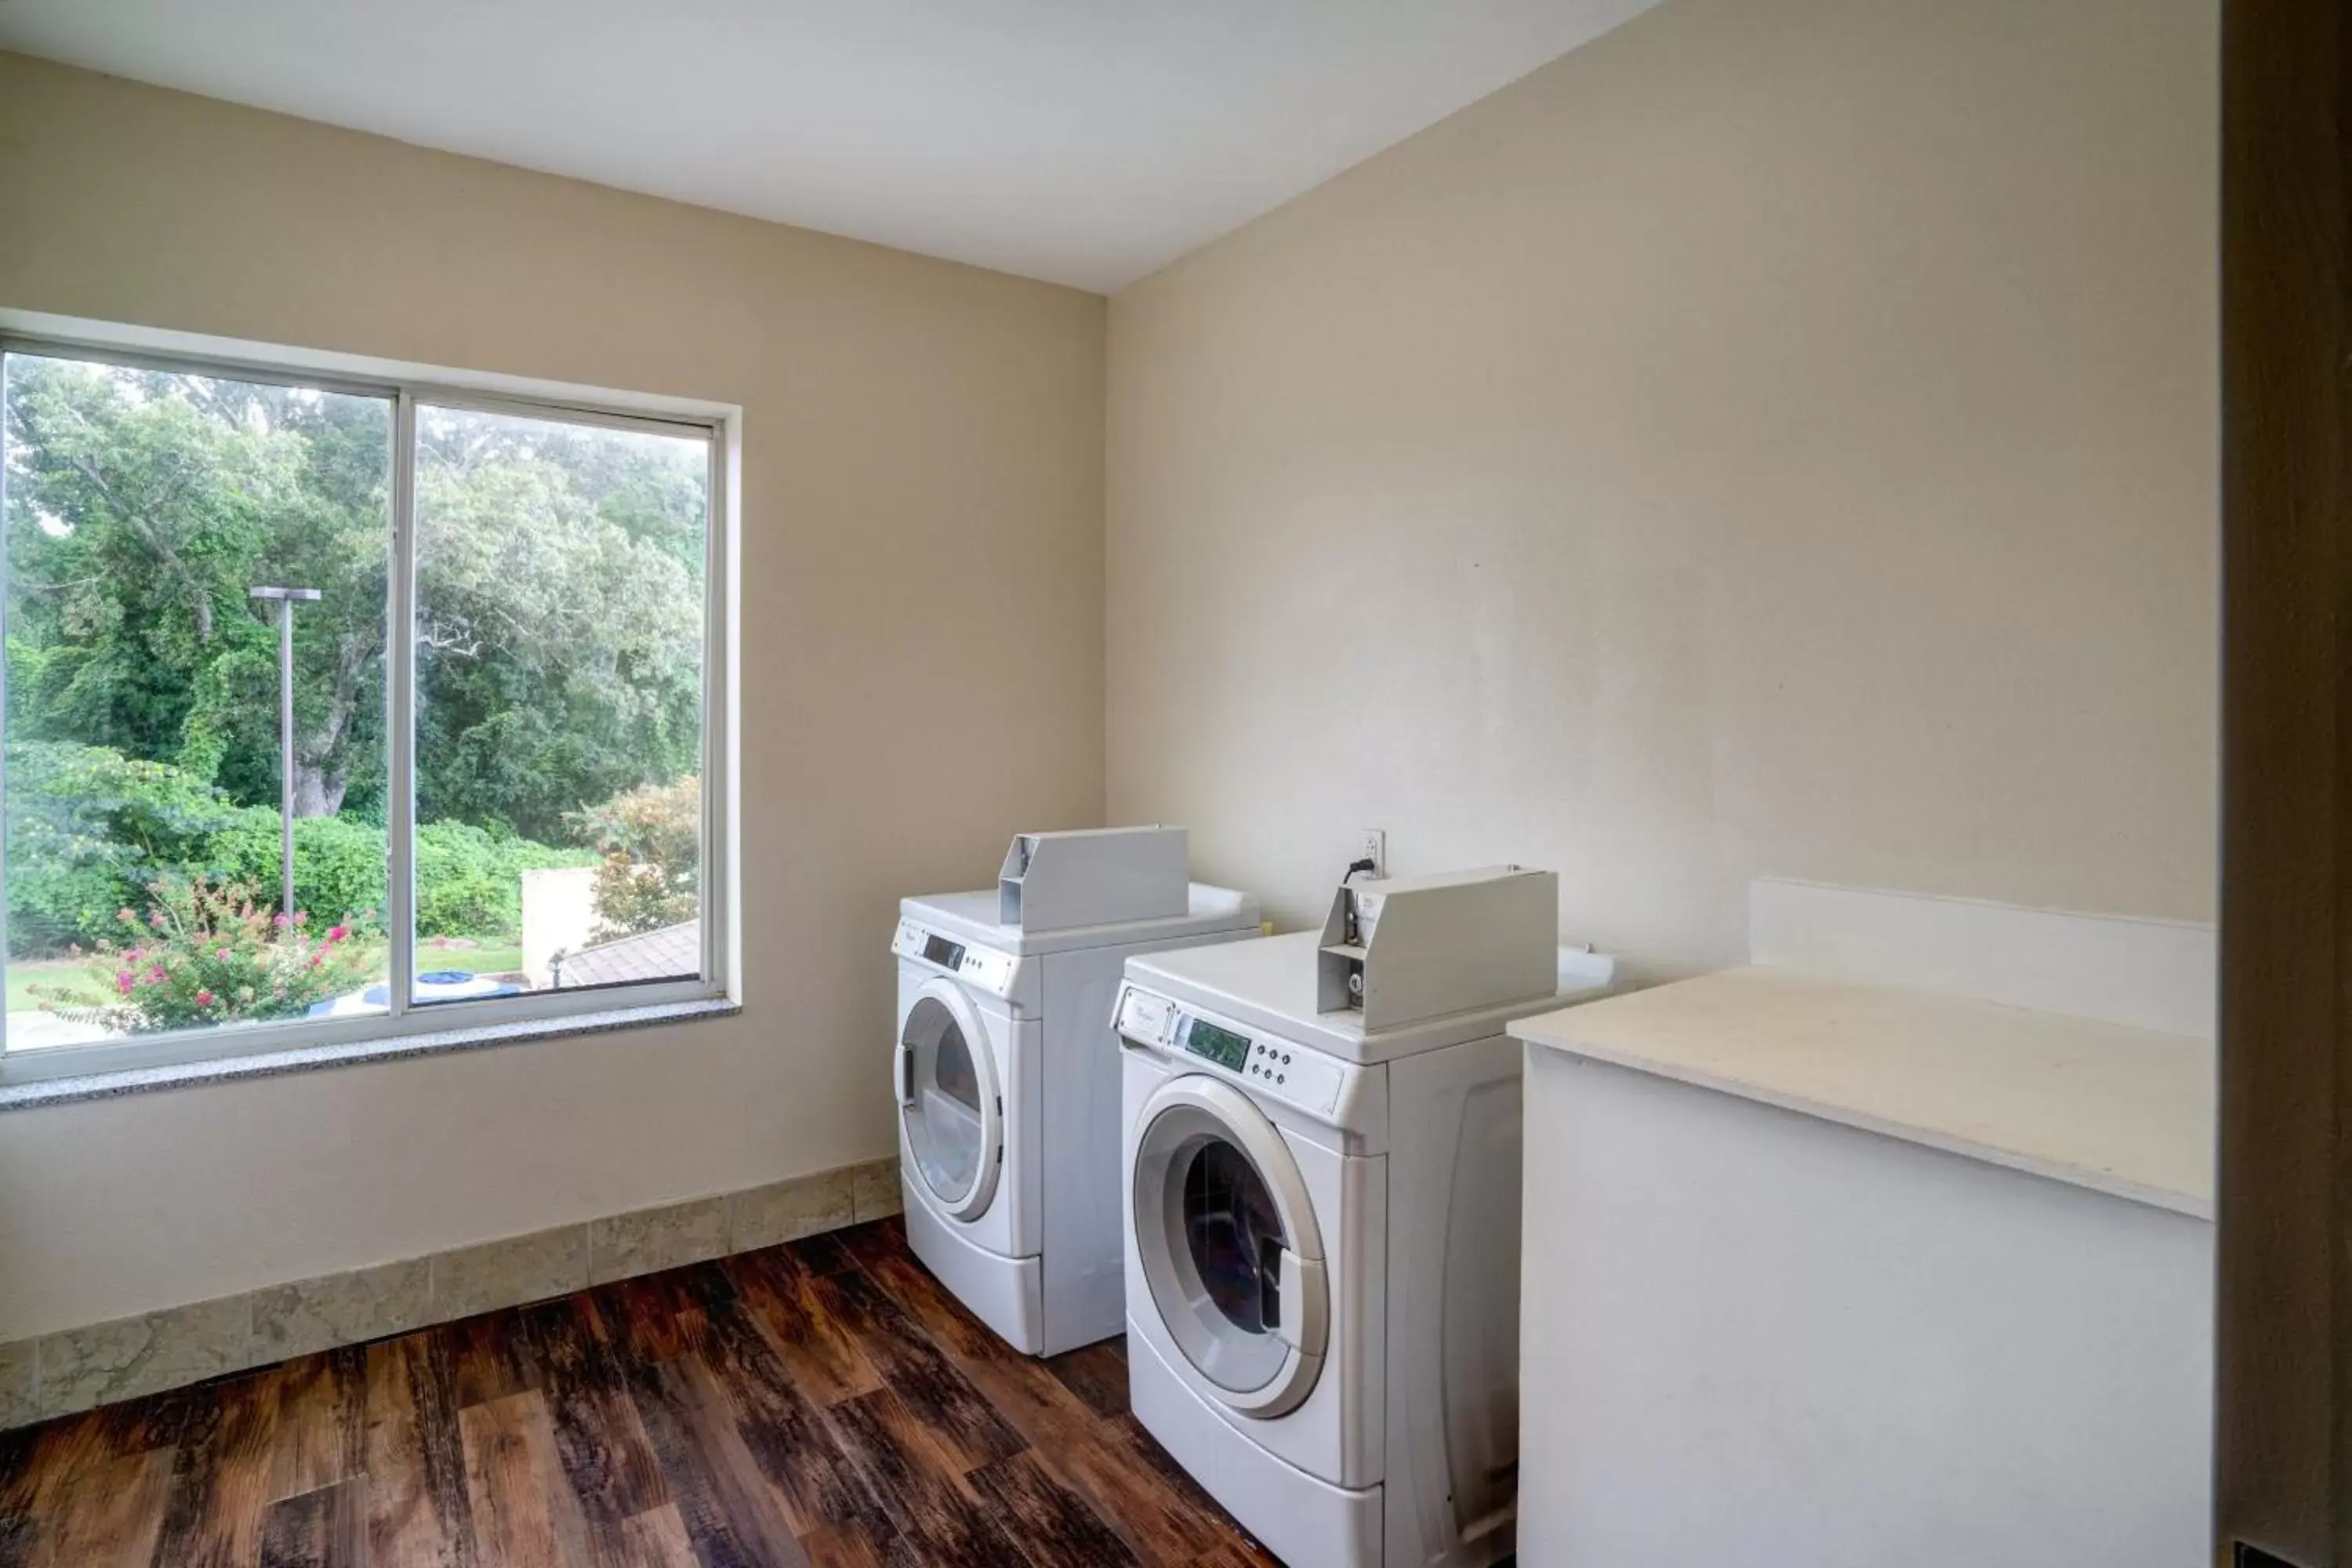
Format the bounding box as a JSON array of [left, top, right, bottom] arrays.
[[0, 53, 1106, 1338], [1107, 0, 2218, 974]]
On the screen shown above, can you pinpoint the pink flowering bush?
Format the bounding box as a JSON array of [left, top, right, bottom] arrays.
[[30, 874, 378, 1033]]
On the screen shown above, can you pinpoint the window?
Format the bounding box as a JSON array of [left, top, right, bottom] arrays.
[[0, 337, 728, 1079]]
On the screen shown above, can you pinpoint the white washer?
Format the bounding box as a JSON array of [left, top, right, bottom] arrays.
[[1115, 930, 1617, 1568], [894, 880, 1261, 1356]]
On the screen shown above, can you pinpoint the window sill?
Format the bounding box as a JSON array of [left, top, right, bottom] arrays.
[[0, 997, 741, 1112]]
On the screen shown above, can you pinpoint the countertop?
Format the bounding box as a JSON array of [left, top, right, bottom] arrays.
[[1508, 966, 2214, 1218]]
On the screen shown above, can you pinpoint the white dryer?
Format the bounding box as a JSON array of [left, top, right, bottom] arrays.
[[894, 827, 1260, 1357], [1114, 877, 1617, 1568]]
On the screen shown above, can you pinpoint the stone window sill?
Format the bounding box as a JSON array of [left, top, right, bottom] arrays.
[[0, 998, 741, 1112]]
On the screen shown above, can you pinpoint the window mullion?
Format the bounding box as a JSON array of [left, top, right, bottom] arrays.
[[387, 390, 419, 1018]]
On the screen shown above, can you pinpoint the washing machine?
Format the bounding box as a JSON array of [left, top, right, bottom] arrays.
[[893, 826, 1261, 1357], [1112, 869, 1617, 1568]]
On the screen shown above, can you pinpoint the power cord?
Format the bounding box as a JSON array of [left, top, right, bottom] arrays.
[[1341, 857, 1377, 943]]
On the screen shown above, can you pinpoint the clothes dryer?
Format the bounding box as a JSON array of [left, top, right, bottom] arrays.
[[895, 827, 1260, 1356]]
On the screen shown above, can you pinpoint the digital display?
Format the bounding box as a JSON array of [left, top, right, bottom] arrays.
[[1185, 1017, 1251, 1071], [922, 935, 967, 970]]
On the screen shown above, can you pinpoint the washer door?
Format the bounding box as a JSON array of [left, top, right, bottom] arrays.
[[1132, 1075, 1330, 1418], [896, 978, 1004, 1222]]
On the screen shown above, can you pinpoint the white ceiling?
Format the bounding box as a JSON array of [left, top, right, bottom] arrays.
[[0, 0, 1659, 292]]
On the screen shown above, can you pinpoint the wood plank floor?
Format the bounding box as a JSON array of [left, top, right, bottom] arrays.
[[0, 1218, 1279, 1567]]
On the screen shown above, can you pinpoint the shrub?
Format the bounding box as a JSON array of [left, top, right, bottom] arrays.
[[33, 873, 378, 1033], [569, 776, 699, 940], [4, 742, 255, 953], [216, 818, 590, 938], [205, 816, 597, 939], [414, 821, 595, 939], [8, 855, 140, 961], [205, 813, 390, 935], [2, 742, 596, 953]]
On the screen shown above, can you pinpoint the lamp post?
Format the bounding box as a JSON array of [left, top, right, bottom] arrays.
[[249, 586, 321, 921]]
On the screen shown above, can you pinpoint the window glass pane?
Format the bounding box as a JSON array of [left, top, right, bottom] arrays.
[[412, 405, 708, 1003], [2, 351, 393, 1046]]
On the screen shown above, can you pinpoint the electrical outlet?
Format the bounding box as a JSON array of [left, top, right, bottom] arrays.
[[1356, 829, 1386, 879]]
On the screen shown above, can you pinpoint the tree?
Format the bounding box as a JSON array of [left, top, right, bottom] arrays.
[[2, 354, 709, 923], [2, 356, 390, 818], [412, 406, 705, 843], [570, 775, 700, 940]]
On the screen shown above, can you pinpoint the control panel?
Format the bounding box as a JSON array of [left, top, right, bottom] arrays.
[[1113, 983, 1345, 1116], [893, 920, 1019, 998]]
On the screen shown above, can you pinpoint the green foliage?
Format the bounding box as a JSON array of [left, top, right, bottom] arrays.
[[3, 357, 391, 818], [2, 356, 706, 846], [31, 873, 377, 1033], [412, 408, 705, 842], [414, 822, 595, 940], [571, 775, 699, 940], [2, 741, 592, 955], [204, 814, 388, 936], [3, 742, 254, 953], [2, 354, 704, 979]]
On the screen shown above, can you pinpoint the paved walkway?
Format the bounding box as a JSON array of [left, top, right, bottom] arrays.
[[4, 1011, 113, 1050]]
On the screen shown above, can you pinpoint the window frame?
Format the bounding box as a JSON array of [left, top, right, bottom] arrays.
[[0, 328, 736, 1087]]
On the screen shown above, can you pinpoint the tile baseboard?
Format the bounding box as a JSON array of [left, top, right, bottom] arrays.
[[0, 1152, 900, 1429]]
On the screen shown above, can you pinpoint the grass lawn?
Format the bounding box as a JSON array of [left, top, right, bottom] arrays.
[[416, 937, 524, 976], [9, 935, 527, 1014], [5, 958, 107, 1014]]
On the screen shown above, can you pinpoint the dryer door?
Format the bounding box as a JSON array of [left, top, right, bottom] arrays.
[[1131, 1075, 1330, 1418], [897, 978, 1004, 1222]]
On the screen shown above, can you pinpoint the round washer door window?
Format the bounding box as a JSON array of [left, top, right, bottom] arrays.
[[897, 980, 1002, 1221], [1184, 1140, 1284, 1336], [1131, 1075, 1328, 1417]]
